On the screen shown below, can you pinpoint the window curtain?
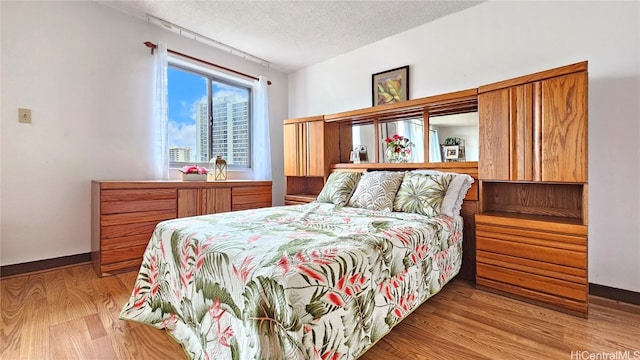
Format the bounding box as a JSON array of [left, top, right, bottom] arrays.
[[429, 128, 442, 162], [152, 42, 170, 179], [252, 76, 271, 180]]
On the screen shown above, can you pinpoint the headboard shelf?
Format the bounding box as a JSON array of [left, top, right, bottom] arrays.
[[332, 161, 478, 171]]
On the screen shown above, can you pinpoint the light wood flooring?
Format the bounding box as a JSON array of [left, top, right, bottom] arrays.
[[1, 264, 639, 359]]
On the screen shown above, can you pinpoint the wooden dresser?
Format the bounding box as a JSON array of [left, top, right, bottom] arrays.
[[91, 180, 272, 276]]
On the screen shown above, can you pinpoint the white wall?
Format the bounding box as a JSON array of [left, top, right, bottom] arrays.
[[0, 1, 288, 266], [289, 1, 640, 292]]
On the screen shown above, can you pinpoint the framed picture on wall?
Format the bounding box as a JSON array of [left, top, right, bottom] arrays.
[[444, 145, 460, 160], [372, 65, 409, 106]]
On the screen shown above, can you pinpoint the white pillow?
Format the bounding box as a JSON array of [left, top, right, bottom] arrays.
[[411, 170, 474, 217]]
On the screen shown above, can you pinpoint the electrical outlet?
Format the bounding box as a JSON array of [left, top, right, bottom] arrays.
[[18, 108, 32, 124]]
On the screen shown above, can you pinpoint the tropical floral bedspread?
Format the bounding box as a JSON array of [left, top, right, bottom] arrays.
[[120, 203, 463, 360]]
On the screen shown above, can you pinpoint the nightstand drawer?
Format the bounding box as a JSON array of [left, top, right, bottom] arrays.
[[477, 263, 587, 301], [477, 250, 586, 283], [475, 212, 588, 317], [476, 231, 586, 269]]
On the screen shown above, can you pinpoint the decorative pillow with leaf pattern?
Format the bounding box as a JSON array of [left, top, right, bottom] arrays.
[[347, 171, 405, 211], [393, 172, 454, 216], [316, 171, 362, 205]]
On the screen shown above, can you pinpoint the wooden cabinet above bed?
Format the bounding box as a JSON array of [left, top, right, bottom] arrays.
[[283, 115, 340, 204], [91, 180, 272, 277], [478, 62, 587, 183], [475, 62, 589, 317]]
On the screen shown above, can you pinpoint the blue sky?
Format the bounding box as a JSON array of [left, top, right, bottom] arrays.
[[168, 67, 206, 150], [168, 67, 250, 152]]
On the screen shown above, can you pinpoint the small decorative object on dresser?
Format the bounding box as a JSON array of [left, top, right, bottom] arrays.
[[179, 165, 208, 181], [372, 65, 409, 106], [212, 155, 227, 180]]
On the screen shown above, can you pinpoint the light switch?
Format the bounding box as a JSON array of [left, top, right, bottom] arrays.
[[19, 108, 32, 124]]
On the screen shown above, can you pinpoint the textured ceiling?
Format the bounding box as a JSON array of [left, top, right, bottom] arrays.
[[98, 0, 483, 73]]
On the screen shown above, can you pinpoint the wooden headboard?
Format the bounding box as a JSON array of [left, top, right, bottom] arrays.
[[330, 162, 478, 283]]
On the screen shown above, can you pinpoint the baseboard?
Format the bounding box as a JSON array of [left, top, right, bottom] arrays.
[[0, 253, 91, 278], [589, 283, 640, 306]]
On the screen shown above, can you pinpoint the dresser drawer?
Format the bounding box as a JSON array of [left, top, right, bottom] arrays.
[[101, 233, 151, 265], [101, 221, 160, 240], [101, 189, 176, 214], [232, 186, 272, 210]]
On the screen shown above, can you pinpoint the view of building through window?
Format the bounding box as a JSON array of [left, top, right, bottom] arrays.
[[167, 65, 251, 167]]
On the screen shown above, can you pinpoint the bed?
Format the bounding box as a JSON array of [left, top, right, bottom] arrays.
[[120, 170, 475, 360]]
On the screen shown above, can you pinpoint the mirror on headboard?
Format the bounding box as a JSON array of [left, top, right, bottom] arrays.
[[330, 88, 478, 165], [351, 122, 376, 163], [378, 117, 425, 163], [428, 111, 479, 163]]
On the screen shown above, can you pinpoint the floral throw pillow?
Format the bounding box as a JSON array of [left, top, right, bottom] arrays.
[[393, 172, 454, 216], [410, 170, 474, 217], [347, 171, 405, 211], [316, 172, 362, 206]]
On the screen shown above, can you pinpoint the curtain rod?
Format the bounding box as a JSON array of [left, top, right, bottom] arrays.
[[144, 42, 272, 86]]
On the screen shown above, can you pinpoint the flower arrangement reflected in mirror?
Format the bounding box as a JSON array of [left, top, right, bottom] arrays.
[[384, 134, 414, 163]]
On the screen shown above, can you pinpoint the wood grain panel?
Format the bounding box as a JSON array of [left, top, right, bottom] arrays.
[[232, 185, 272, 210], [510, 84, 533, 181], [476, 236, 585, 269], [478, 61, 587, 94], [99, 259, 146, 275], [101, 234, 151, 252], [478, 89, 510, 180], [476, 278, 588, 316], [322, 121, 341, 176], [459, 201, 478, 282], [232, 186, 273, 195], [177, 189, 199, 218], [477, 250, 586, 283], [101, 199, 176, 215], [477, 224, 587, 248], [232, 202, 273, 211], [283, 122, 300, 176], [100, 188, 176, 202], [101, 221, 158, 240], [284, 194, 317, 203], [541, 71, 588, 182], [477, 263, 586, 301], [307, 119, 325, 176], [101, 244, 148, 266], [100, 209, 175, 226], [476, 213, 587, 234], [213, 188, 232, 213]]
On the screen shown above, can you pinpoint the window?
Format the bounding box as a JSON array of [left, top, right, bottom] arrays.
[[168, 64, 252, 168]]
